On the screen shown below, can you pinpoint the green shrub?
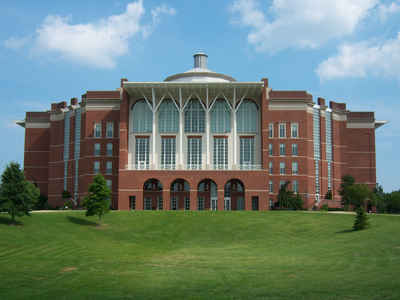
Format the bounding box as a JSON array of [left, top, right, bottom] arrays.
[[320, 204, 329, 211], [353, 207, 369, 231]]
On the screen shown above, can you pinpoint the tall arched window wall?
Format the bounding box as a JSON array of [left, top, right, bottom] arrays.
[[185, 99, 205, 133], [236, 100, 258, 133], [211, 99, 231, 133], [132, 100, 153, 133], [158, 99, 179, 133]]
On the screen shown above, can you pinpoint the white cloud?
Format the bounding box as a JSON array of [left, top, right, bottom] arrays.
[[377, 1, 400, 21], [316, 32, 400, 80], [5, 1, 175, 69], [230, 0, 378, 52]]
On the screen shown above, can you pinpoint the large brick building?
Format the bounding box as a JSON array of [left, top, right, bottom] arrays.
[[17, 52, 385, 210]]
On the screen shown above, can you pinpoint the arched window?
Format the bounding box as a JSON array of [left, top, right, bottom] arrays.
[[158, 99, 179, 133], [132, 100, 152, 133], [211, 99, 231, 133], [236, 100, 258, 133], [185, 99, 205, 133]]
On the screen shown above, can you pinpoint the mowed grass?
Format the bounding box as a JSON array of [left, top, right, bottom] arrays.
[[0, 211, 399, 300]]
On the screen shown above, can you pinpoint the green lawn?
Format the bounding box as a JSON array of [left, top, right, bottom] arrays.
[[0, 211, 399, 300]]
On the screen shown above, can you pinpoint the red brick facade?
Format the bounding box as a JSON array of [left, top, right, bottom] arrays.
[[20, 78, 380, 210]]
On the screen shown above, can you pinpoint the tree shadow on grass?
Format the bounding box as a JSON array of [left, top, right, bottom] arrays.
[[336, 229, 355, 234], [0, 215, 22, 226], [67, 216, 98, 226]]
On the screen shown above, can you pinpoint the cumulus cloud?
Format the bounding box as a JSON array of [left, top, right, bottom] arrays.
[[377, 1, 400, 21], [316, 33, 400, 81], [4, 0, 175, 68], [230, 0, 378, 52]]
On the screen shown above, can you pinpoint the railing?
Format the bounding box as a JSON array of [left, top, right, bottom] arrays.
[[125, 164, 264, 170]]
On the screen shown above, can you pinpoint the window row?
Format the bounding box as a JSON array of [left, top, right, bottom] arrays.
[[268, 161, 299, 175], [268, 122, 299, 138], [94, 143, 113, 156], [93, 161, 113, 175], [94, 121, 115, 138], [269, 180, 299, 193], [134, 136, 256, 169], [269, 143, 298, 156], [132, 99, 259, 134]]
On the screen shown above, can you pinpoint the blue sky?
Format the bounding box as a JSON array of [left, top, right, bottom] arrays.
[[1, 0, 399, 191]]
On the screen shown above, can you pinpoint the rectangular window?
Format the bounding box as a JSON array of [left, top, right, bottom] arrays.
[[106, 179, 112, 190], [144, 197, 152, 210], [279, 143, 286, 156], [184, 197, 190, 210], [240, 137, 254, 169], [269, 123, 274, 138], [161, 137, 176, 169], [135, 137, 150, 169], [269, 180, 274, 193], [198, 197, 205, 210], [129, 196, 136, 210], [269, 143, 273, 156], [213, 137, 228, 169], [106, 161, 112, 175], [94, 143, 100, 156], [280, 162, 285, 175], [292, 143, 298, 156], [157, 197, 163, 210], [252, 196, 259, 211], [94, 122, 101, 138], [106, 143, 113, 156], [291, 123, 299, 138], [279, 123, 286, 138], [187, 137, 202, 169], [171, 197, 177, 210], [292, 161, 298, 175], [269, 161, 273, 174], [293, 180, 299, 193], [106, 121, 114, 138], [94, 161, 100, 174]]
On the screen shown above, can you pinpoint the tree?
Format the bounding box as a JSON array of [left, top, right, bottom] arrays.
[[353, 207, 369, 231], [277, 181, 303, 210], [339, 175, 355, 209], [0, 162, 39, 223], [277, 181, 293, 209], [82, 174, 111, 222], [62, 190, 73, 209], [347, 184, 372, 209], [33, 194, 49, 210], [325, 190, 332, 200]]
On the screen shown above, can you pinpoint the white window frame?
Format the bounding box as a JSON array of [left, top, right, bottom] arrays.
[[279, 123, 286, 138], [94, 161, 100, 174], [279, 143, 286, 156], [269, 161, 273, 174], [269, 143, 273, 156], [292, 161, 298, 175], [94, 122, 101, 138], [106, 143, 113, 156], [291, 123, 299, 138], [269, 180, 273, 193], [94, 143, 100, 156], [106, 179, 112, 190], [280, 162, 285, 175], [106, 121, 114, 138], [106, 161, 112, 175], [293, 180, 299, 193], [268, 123, 274, 138], [292, 143, 298, 156]]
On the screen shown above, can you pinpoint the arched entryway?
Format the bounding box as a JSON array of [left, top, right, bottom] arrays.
[[170, 179, 190, 210], [198, 179, 218, 211], [224, 179, 245, 210], [143, 179, 163, 210]]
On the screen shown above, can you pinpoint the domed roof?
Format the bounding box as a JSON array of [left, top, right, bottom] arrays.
[[164, 52, 236, 83]]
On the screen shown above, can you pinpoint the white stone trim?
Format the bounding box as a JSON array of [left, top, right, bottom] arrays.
[[25, 122, 50, 128], [346, 122, 374, 129]]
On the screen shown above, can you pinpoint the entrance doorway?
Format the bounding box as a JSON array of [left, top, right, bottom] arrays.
[[224, 179, 245, 211], [198, 179, 217, 211], [143, 179, 163, 210], [170, 179, 190, 210]]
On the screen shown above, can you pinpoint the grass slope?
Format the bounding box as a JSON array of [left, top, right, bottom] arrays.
[[0, 211, 399, 300]]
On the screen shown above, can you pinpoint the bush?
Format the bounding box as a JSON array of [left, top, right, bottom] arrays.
[[353, 207, 369, 231], [320, 204, 329, 211]]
